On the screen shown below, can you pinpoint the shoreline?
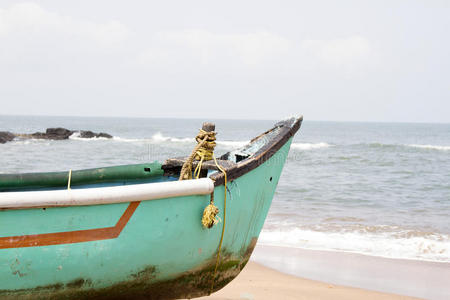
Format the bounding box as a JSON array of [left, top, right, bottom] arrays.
[[250, 244, 450, 300], [197, 244, 450, 299], [197, 261, 421, 300]]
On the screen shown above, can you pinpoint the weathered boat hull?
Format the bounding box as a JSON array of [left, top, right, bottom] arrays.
[[0, 117, 301, 299]]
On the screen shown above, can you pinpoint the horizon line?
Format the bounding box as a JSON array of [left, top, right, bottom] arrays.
[[0, 113, 449, 125]]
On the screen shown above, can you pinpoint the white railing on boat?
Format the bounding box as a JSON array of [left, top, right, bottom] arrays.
[[0, 178, 214, 209]]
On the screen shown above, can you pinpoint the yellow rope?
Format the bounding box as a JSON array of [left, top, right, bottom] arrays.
[[210, 154, 227, 294], [67, 169, 72, 190], [178, 127, 228, 294], [179, 129, 216, 181]]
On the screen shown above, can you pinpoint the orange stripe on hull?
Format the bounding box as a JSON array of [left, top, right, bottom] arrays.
[[0, 201, 141, 249]]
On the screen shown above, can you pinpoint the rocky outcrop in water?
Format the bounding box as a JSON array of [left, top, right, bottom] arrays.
[[0, 131, 15, 144], [0, 128, 113, 144], [77, 130, 113, 139], [29, 128, 74, 140]]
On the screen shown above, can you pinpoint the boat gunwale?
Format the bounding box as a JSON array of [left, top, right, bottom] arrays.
[[0, 178, 214, 210], [210, 116, 303, 186]]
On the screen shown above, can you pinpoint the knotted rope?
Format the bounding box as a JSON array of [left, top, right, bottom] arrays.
[[178, 126, 228, 294], [179, 129, 217, 181], [178, 128, 226, 228]]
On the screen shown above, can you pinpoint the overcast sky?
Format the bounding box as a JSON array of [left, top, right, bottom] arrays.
[[0, 1, 449, 122]]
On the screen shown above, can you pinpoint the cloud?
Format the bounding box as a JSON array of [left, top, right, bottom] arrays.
[[301, 36, 371, 66], [136, 31, 374, 71], [137, 29, 291, 67], [0, 2, 374, 76], [0, 2, 129, 45]]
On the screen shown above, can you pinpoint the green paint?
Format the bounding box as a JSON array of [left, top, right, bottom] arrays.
[[0, 202, 127, 236], [0, 162, 164, 192], [0, 139, 293, 299]]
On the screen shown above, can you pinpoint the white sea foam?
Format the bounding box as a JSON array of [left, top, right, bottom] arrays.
[[291, 142, 331, 150], [69, 132, 110, 141], [111, 136, 146, 143], [68, 132, 248, 147], [68, 131, 331, 151], [66, 130, 331, 151], [151, 132, 249, 147], [113, 132, 249, 148], [68, 132, 193, 143], [9, 139, 51, 146], [407, 144, 450, 151], [150, 132, 193, 143], [216, 140, 249, 147], [258, 227, 450, 262], [70, 135, 142, 143]]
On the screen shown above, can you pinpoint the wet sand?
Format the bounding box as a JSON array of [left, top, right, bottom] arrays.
[[197, 261, 419, 300], [251, 245, 450, 300], [196, 244, 450, 300]]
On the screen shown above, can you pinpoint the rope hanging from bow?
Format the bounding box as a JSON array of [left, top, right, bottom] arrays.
[[178, 126, 228, 294]]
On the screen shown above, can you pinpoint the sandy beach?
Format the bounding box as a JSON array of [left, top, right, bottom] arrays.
[[195, 244, 450, 300], [197, 262, 418, 300]]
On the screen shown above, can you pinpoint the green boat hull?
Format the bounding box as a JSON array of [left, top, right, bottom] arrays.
[[0, 117, 301, 299]]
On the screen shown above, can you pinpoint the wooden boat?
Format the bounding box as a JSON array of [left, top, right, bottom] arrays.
[[0, 117, 302, 299]]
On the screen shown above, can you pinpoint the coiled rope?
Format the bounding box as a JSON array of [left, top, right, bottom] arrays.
[[178, 127, 228, 294]]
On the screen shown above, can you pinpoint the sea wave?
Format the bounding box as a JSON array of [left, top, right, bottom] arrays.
[[407, 144, 450, 151], [358, 142, 450, 152], [148, 135, 330, 150], [291, 142, 331, 150], [113, 132, 249, 148], [7, 139, 51, 146], [258, 227, 450, 262], [151, 133, 250, 147], [63, 135, 450, 154], [67, 132, 193, 144], [150, 132, 193, 143], [111, 136, 147, 143], [216, 140, 249, 147], [64, 132, 333, 151], [363, 142, 399, 149]]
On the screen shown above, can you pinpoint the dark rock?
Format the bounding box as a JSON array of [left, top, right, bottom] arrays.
[[0, 131, 15, 144], [79, 130, 96, 138], [1, 128, 112, 143], [44, 128, 74, 140], [76, 131, 113, 139], [97, 132, 113, 139]]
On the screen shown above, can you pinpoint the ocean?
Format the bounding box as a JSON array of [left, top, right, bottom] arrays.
[[1, 115, 449, 263]]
